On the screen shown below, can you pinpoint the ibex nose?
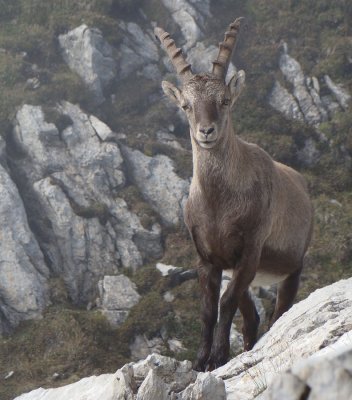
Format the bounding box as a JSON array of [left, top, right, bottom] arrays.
[[199, 127, 215, 137]]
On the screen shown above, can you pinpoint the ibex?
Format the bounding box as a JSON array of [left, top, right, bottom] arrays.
[[155, 18, 313, 371]]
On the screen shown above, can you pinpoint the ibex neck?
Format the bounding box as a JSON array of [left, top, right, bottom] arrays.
[[191, 122, 248, 195]]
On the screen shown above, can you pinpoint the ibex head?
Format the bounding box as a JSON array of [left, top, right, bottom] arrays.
[[155, 18, 245, 149]]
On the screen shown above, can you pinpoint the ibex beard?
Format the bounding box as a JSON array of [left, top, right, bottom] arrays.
[[155, 18, 313, 371]]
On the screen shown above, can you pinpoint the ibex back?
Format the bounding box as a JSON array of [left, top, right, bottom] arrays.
[[155, 18, 313, 371]]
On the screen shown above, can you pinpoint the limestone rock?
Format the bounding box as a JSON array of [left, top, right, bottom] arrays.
[[136, 369, 170, 400], [324, 74, 351, 110], [269, 43, 350, 127], [260, 333, 352, 400], [268, 81, 304, 122], [278, 47, 328, 125], [214, 277, 352, 399], [11, 103, 162, 304], [118, 22, 160, 80], [161, 0, 206, 50], [98, 275, 141, 327], [0, 164, 49, 334], [58, 25, 117, 104], [122, 146, 189, 226], [178, 372, 226, 400], [146, 354, 197, 393], [14, 368, 134, 400]]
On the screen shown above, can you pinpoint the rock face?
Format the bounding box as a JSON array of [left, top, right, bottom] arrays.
[[98, 275, 141, 326], [259, 334, 352, 400], [161, 0, 211, 50], [118, 22, 160, 80], [59, 25, 117, 104], [10, 103, 162, 304], [0, 164, 49, 334], [214, 277, 352, 399], [269, 43, 350, 126], [15, 278, 352, 400], [122, 146, 189, 226]]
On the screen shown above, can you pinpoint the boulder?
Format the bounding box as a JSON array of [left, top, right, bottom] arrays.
[[0, 164, 49, 334], [58, 25, 117, 104], [122, 146, 189, 226], [98, 275, 141, 327]]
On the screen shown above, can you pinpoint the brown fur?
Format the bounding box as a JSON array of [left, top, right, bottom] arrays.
[[155, 22, 314, 372]]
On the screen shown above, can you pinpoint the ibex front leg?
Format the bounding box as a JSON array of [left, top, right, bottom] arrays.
[[206, 246, 261, 370], [194, 263, 222, 372]]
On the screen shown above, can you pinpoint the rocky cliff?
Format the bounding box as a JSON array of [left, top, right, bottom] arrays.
[[0, 1, 351, 399]]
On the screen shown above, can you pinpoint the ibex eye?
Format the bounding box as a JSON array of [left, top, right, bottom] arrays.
[[182, 104, 190, 111], [222, 99, 230, 106]]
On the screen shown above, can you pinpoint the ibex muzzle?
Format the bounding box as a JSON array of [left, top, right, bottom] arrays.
[[155, 18, 313, 372]]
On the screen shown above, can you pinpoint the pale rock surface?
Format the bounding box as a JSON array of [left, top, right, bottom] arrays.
[[269, 43, 350, 127], [59, 25, 117, 104], [214, 277, 352, 399], [118, 22, 160, 80], [260, 333, 352, 400], [279, 46, 328, 125], [98, 275, 141, 327], [177, 372, 226, 400], [268, 81, 304, 122], [89, 115, 114, 141], [136, 370, 170, 400], [11, 103, 162, 303], [0, 164, 49, 334], [161, 0, 209, 50], [324, 74, 351, 110], [14, 368, 134, 400], [122, 146, 189, 226]]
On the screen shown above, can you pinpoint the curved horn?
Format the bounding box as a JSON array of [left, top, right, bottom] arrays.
[[212, 17, 243, 80], [154, 26, 193, 80]]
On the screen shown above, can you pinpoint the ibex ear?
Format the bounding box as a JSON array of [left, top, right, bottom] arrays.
[[162, 81, 182, 106], [228, 70, 245, 106]]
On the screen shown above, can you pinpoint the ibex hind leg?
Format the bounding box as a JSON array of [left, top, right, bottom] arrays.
[[239, 290, 260, 351], [269, 265, 302, 327]]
